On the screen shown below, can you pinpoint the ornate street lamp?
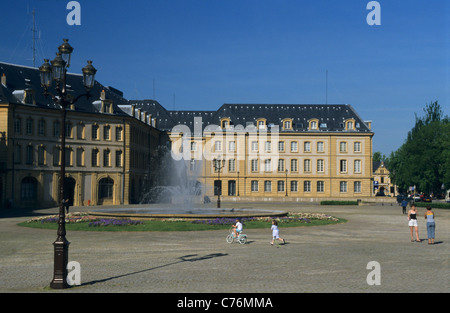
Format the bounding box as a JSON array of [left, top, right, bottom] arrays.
[[39, 39, 97, 289], [213, 158, 225, 208]]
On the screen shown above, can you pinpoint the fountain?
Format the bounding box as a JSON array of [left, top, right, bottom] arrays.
[[89, 146, 287, 219]]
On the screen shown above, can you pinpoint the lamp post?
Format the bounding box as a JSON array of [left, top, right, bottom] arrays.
[[39, 39, 97, 289], [285, 169, 288, 197], [213, 158, 225, 208]]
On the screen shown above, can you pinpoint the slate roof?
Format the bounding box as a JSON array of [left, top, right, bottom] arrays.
[[0, 62, 128, 116], [126, 101, 372, 134]]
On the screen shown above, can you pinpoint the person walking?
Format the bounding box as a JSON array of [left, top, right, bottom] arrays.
[[408, 204, 421, 242], [401, 198, 408, 214], [270, 220, 285, 246], [424, 206, 436, 245]]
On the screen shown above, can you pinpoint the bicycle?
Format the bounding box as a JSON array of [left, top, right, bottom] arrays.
[[226, 228, 247, 244]]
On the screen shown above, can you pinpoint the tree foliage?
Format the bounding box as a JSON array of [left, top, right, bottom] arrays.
[[387, 101, 450, 195]]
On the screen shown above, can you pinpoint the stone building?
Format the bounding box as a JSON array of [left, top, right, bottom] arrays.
[[0, 62, 164, 209]]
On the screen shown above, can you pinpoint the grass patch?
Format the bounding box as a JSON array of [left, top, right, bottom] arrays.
[[18, 212, 346, 232]]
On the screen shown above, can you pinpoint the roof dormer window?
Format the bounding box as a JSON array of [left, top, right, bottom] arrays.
[[308, 119, 319, 130], [281, 118, 293, 130]]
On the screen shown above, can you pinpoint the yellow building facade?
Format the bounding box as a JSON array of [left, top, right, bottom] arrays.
[[0, 62, 163, 209]]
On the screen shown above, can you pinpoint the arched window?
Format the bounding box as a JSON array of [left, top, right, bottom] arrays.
[[21, 176, 37, 200], [98, 177, 114, 201]]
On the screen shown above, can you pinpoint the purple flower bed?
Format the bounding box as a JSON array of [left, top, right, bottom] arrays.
[[88, 219, 144, 227], [191, 217, 255, 225]]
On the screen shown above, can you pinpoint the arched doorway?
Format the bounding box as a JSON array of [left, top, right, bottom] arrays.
[[64, 177, 76, 206], [98, 177, 114, 205], [20, 176, 37, 207]]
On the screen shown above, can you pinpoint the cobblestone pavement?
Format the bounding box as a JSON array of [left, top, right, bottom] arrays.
[[0, 202, 448, 293]]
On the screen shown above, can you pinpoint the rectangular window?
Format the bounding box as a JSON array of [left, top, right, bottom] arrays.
[[251, 159, 258, 172], [38, 120, 46, 136], [354, 142, 361, 152], [251, 180, 258, 192], [26, 145, 33, 164], [340, 159, 347, 173], [278, 141, 285, 152], [290, 141, 298, 152], [116, 126, 123, 141], [92, 125, 99, 140], [103, 149, 110, 167], [317, 181, 324, 192], [317, 159, 324, 172], [26, 119, 33, 136], [304, 141, 311, 152], [277, 181, 285, 192], [277, 159, 285, 172], [290, 159, 298, 172], [317, 141, 324, 152], [214, 141, 222, 151], [265, 141, 271, 152], [340, 181, 347, 192], [92, 149, 99, 167], [304, 181, 311, 192], [304, 159, 311, 172], [38, 146, 45, 165], [340, 142, 347, 152], [228, 141, 235, 152], [354, 160, 361, 173], [77, 148, 85, 167], [354, 181, 361, 193], [290, 181, 298, 192], [228, 159, 236, 172], [104, 125, 110, 140], [116, 150, 122, 167], [264, 159, 271, 172], [264, 181, 272, 192], [251, 141, 258, 152]]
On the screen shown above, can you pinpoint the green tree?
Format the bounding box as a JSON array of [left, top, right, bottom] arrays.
[[388, 101, 449, 195]]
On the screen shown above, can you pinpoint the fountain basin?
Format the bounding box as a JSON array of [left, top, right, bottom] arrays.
[[88, 207, 288, 219]]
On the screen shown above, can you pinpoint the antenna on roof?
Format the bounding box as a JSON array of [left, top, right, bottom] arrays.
[[31, 9, 37, 67]]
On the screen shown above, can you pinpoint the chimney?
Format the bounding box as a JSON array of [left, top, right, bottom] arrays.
[[1, 73, 6, 86], [100, 89, 106, 100], [365, 120, 372, 130]]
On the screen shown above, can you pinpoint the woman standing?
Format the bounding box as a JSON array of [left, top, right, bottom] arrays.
[[408, 204, 421, 242], [424, 206, 436, 245]]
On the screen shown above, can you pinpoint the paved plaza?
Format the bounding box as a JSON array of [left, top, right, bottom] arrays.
[[0, 201, 448, 293]]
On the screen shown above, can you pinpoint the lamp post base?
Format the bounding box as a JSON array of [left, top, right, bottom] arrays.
[[50, 238, 70, 289]]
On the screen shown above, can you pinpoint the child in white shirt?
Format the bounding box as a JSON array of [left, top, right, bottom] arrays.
[[271, 220, 285, 245]]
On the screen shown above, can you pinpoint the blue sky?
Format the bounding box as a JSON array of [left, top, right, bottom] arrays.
[[1, 0, 449, 156]]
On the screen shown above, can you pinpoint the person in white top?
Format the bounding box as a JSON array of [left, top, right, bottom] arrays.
[[271, 220, 285, 245], [232, 219, 243, 238]]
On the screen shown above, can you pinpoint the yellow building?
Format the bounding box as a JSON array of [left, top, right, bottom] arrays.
[[130, 102, 375, 201], [373, 161, 397, 197], [0, 62, 163, 209], [1, 62, 375, 209]]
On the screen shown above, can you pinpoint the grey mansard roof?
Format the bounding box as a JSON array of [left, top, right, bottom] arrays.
[[0, 62, 128, 115], [126, 101, 373, 134]]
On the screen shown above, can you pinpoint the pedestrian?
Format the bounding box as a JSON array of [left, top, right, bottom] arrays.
[[270, 220, 285, 246], [424, 206, 436, 245], [408, 204, 420, 242], [401, 198, 408, 214], [64, 199, 70, 214]]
